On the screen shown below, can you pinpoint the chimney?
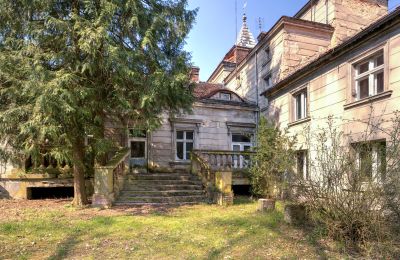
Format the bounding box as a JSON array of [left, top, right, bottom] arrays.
[[190, 66, 200, 83]]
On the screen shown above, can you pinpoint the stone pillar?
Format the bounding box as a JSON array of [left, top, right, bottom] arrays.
[[92, 167, 114, 208], [215, 171, 233, 206], [257, 199, 276, 212]]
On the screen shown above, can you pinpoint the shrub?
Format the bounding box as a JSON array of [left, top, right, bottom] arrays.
[[250, 117, 296, 199]]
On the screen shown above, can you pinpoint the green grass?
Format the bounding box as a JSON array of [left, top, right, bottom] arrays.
[[0, 198, 342, 259]]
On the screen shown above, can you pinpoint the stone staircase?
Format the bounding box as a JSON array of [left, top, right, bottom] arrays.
[[114, 171, 207, 206]]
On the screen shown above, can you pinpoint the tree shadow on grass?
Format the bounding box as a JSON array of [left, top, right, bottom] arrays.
[[205, 211, 332, 259], [47, 233, 80, 260]]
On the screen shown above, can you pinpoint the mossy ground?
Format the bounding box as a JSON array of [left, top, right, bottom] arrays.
[[0, 197, 345, 259]]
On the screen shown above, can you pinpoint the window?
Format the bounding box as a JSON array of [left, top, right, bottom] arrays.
[[220, 92, 231, 101], [354, 51, 384, 100], [232, 134, 253, 168], [264, 74, 272, 88], [297, 150, 309, 180], [128, 129, 147, 159], [293, 89, 307, 121], [131, 141, 145, 158], [354, 141, 386, 181], [261, 47, 271, 68], [176, 130, 194, 160]]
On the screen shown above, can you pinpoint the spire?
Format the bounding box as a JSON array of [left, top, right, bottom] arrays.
[[236, 13, 256, 48]]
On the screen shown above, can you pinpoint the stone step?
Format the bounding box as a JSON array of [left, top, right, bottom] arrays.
[[123, 179, 202, 186], [119, 190, 204, 197], [113, 201, 202, 206], [115, 195, 206, 204], [122, 184, 204, 191], [125, 175, 194, 181]]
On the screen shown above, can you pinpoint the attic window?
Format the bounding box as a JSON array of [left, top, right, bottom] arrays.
[[220, 92, 232, 101], [262, 47, 271, 67]]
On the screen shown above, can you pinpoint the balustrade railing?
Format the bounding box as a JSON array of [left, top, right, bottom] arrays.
[[191, 150, 255, 172]]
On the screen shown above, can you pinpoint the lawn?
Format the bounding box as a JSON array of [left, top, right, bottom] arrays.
[[0, 197, 343, 259]]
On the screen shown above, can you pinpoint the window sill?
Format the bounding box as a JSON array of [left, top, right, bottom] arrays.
[[288, 117, 311, 128], [344, 90, 392, 110]]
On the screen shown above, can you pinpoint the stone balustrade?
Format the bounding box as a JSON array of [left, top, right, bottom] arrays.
[[92, 148, 130, 207]]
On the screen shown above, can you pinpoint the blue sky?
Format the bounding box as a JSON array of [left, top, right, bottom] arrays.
[[185, 0, 400, 81]]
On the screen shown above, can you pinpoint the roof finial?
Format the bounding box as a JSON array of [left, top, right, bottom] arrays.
[[236, 1, 256, 48]]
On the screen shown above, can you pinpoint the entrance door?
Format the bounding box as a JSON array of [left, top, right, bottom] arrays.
[[232, 134, 252, 168], [129, 129, 147, 167]]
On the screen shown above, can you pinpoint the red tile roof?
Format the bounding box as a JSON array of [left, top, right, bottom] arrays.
[[193, 82, 226, 99]]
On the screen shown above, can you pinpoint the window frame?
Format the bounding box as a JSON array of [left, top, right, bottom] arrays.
[[296, 150, 309, 180], [292, 86, 308, 122], [353, 51, 385, 101], [346, 43, 391, 108], [219, 92, 232, 101], [128, 129, 147, 159], [353, 140, 387, 182], [175, 130, 194, 161]]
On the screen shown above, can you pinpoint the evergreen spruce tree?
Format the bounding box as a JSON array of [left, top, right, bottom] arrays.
[[0, 0, 197, 206]]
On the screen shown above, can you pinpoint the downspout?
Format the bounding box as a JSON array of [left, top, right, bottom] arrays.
[[255, 49, 260, 147]]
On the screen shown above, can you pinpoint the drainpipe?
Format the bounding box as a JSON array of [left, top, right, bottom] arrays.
[[255, 49, 260, 148]]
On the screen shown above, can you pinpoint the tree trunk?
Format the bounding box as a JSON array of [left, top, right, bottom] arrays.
[[72, 138, 88, 206]]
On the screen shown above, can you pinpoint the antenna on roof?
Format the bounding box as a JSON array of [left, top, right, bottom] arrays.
[[257, 17, 264, 33], [235, 0, 238, 45]]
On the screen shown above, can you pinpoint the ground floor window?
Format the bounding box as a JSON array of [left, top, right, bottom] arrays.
[[296, 150, 309, 180], [176, 130, 194, 160], [353, 141, 386, 181], [232, 134, 253, 168]]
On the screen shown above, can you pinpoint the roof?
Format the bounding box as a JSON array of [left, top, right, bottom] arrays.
[[261, 7, 400, 97], [193, 82, 257, 108], [224, 16, 334, 84], [193, 82, 226, 99]]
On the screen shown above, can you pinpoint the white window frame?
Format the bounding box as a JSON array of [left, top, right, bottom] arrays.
[[354, 141, 386, 182], [231, 133, 253, 169], [128, 129, 147, 159], [354, 51, 384, 101], [220, 92, 232, 101], [175, 130, 194, 161], [293, 89, 308, 121], [297, 150, 309, 180]]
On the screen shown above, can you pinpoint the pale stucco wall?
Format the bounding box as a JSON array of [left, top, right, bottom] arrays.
[[266, 26, 400, 153], [148, 102, 257, 170]]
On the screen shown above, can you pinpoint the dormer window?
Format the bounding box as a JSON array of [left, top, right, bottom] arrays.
[[220, 92, 232, 101]]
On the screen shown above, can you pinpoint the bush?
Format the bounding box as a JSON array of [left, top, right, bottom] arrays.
[[295, 114, 400, 253], [250, 117, 296, 198]]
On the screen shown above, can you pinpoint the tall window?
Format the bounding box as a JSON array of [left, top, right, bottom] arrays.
[[176, 131, 194, 160], [354, 51, 384, 100], [294, 89, 307, 121], [354, 141, 386, 181], [297, 150, 309, 180], [264, 47, 271, 62]]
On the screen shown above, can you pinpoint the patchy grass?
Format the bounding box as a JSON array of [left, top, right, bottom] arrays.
[[0, 197, 346, 259]]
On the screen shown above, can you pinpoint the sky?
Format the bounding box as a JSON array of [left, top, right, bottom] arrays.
[[185, 0, 400, 82]]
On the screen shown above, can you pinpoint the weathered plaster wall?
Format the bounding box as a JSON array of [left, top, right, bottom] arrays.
[[149, 103, 256, 170], [266, 26, 400, 150]]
